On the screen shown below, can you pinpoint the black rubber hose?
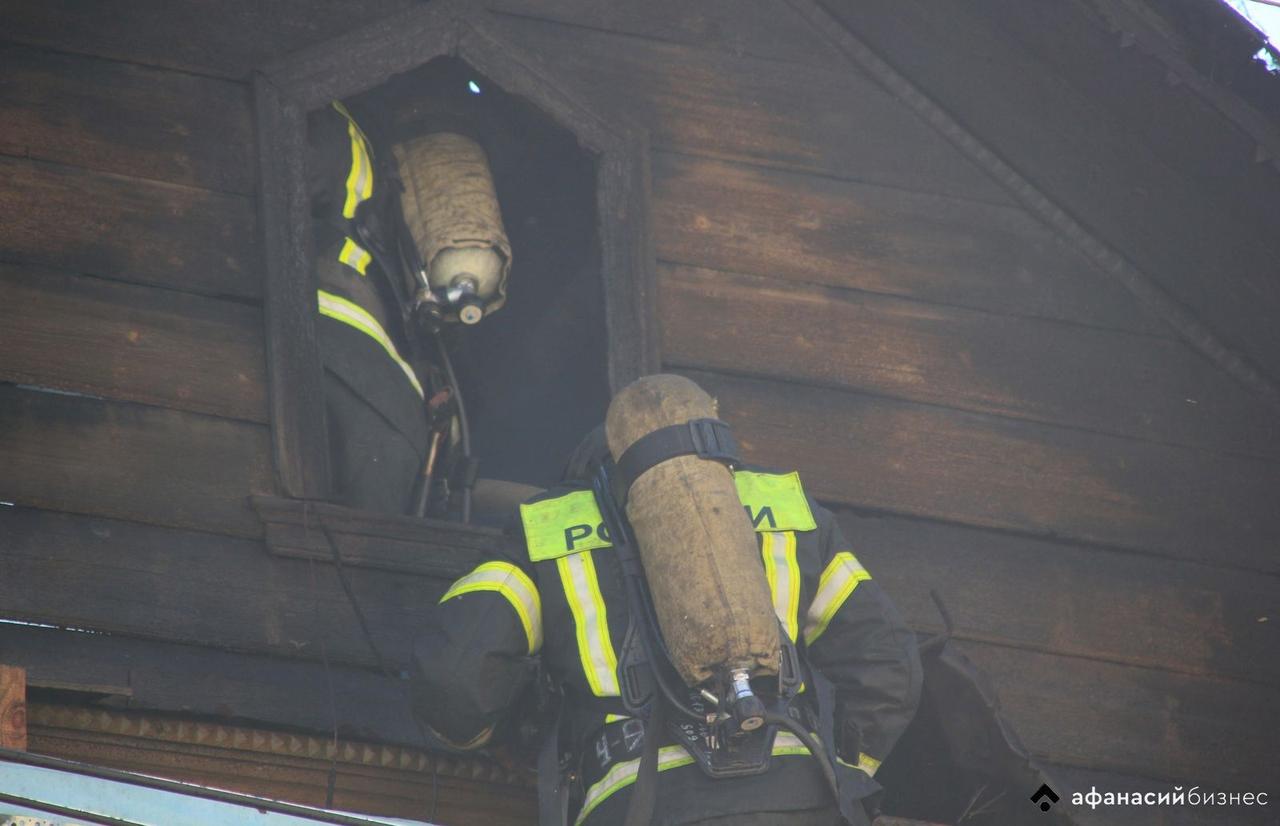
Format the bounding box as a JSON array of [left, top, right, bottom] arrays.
[[635, 593, 704, 722], [763, 711, 843, 810], [434, 329, 472, 523]]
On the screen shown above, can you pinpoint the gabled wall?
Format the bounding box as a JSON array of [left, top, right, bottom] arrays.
[[0, 0, 1277, 821]]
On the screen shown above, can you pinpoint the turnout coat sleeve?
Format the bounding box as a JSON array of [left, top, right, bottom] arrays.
[[803, 504, 922, 775], [411, 530, 541, 749]]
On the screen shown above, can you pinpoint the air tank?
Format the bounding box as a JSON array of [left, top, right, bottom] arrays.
[[392, 132, 511, 324], [606, 374, 781, 686]]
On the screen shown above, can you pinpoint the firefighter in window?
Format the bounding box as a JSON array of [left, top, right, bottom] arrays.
[[306, 79, 510, 518]]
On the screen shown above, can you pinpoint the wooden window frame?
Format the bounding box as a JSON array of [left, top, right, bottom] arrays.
[[252, 0, 657, 499]]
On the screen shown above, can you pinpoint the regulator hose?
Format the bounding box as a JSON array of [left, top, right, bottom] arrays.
[[762, 711, 844, 813], [434, 328, 473, 523]]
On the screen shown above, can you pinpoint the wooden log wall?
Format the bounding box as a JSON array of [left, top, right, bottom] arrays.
[[479, 0, 1280, 799], [0, 0, 1277, 815]]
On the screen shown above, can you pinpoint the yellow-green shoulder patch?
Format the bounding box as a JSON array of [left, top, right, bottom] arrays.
[[520, 490, 614, 562], [734, 470, 817, 532]]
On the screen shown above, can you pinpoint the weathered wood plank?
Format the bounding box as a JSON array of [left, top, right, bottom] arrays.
[[0, 506, 442, 667], [653, 153, 1163, 334], [0, 0, 415, 80], [486, 13, 1011, 202], [253, 74, 329, 498], [661, 265, 1280, 457], [0, 625, 419, 747], [0, 263, 266, 422], [254, 495, 492, 578], [964, 641, 1280, 790], [971, 0, 1280, 224], [836, 509, 1280, 687], [0, 42, 254, 193], [485, 0, 846, 67], [0, 665, 26, 750], [0, 157, 259, 299], [11, 496, 1275, 710], [824, 0, 1280, 394], [686, 370, 1280, 572], [0, 386, 272, 536]]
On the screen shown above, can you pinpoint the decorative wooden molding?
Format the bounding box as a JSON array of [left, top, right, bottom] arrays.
[[789, 0, 1280, 411], [0, 665, 27, 750], [29, 703, 529, 787], [254, 1, 657, 499], [252, 494, 493, 578]]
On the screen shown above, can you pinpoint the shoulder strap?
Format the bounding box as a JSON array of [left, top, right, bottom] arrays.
[[614, 418, 739, 499], [620, 697, 663, 826]]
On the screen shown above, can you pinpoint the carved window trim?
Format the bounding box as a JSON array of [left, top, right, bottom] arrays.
[[252, 0, 657, 499]]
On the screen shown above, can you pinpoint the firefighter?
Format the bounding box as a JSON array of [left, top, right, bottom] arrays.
[[412, 423, 922, 826], [308, 98, 431, 514], [306, 73, 509, 516]]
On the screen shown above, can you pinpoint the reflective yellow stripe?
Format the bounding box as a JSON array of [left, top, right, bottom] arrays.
[[837, 752, 882, 777], [575, 745, 694, 825], [761, 531, 801, 642], [440, 561, 542, 654], [316, 290, 423, 398], [338, 237, 371, 276], [803, 551, 871, 646], [557, 551, 619, 697], [771, 731, 813, 757], [333, 101, 374, 219], [576, 734, 814, 824]]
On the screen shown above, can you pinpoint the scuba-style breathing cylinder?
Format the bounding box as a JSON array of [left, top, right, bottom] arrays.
[[392, 132, 511, 326], [605, 375, 780, 689]]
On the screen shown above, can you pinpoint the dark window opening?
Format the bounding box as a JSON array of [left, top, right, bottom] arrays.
[[389, 59, 610, 489]]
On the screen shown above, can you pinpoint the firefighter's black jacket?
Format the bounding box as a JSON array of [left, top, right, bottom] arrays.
[[413, 468, 921, 825], [306, 86, 504, 513], [307, 100, 430, 514]]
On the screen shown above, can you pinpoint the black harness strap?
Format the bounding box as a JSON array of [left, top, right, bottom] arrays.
[[537, 696, 571, 826], [621, 694, 664, 826], [614, 418, 740, 500]]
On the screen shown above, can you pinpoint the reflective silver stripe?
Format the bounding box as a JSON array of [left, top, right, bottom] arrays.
[[770, 731, 812, 756], [440, 561, 542, 654], [576, 734, 815, 824], [761, 531, 801, 641], [338, 237, 371, 275], [316, 290, 423, 398], [803, 551, 871, 646], [575, 745, 694, 825], [556, 551, 620, 697]]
